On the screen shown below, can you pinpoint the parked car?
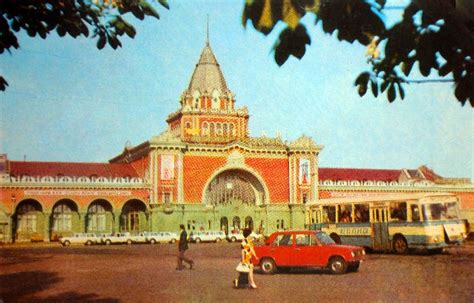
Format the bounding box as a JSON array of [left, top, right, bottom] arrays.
[[130, 232, 150, 244], [190, 231, 226, 243], [101, 232, 134, 245], [253, 230, 365, 274], [227, 231, 265, 243], [59, 233, 99, 246], [146, 232, 179, 244]]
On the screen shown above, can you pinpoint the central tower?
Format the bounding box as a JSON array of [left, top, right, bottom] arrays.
[[166, 41, 249, 144]]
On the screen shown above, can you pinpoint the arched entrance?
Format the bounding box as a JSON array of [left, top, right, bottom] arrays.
[[245, 216, 254, 230], [120, 200, 148, 233], [220, 217, 229, 234], [50, 199, 79, 241], [13, 199, 44, 242], [205, 169, 266, 206], [86, 199, 113, 233]]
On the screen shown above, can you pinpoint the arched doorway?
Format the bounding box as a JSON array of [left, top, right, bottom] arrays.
[[14, 199, 43, 242], [205, 169, 266, 206], [220, 217, 229, 234], [87, 200, 113, 233], [232, 216, 241, 232], [50, 199, 79, 241], [120, 200, 148, 233], [245, 216, 254, 230]]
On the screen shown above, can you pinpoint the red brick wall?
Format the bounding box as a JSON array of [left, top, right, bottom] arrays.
[[183, 155, 226, 202], [457, 192, 474, 209], [245, 157, 289, 203]]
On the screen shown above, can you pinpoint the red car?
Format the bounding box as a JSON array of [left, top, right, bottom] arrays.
[[252, 230, 365, 274]]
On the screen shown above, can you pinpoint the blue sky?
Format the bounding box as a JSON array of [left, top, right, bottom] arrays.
[[0, 0, 473, 180]]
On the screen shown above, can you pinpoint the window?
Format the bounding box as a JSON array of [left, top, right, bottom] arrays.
[[202, 122, 209, 135], [390, 202, 407, 221], [272, 234, 293, 246], [411, 204, 420, 222], [210, 123, 215, 136], [322, 206, 336, 223], [216, 123, 222, 135], [17, 204, 38, 232], [338, 204, 352, 223], [354, 204, 370, 223], [229, 123, 234, 136], [223, 123, 228, 136], [302, 193, 308, 204], [295, 234, 311, 246], [52, 203, 73, 232], [88, 203, 107, 232], [163, 192, 171, 205], [276, 219, 285, 230], [185, 122, 191, 129]]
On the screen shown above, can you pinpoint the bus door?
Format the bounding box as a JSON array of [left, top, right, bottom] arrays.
[[371, 206, 389, 251]]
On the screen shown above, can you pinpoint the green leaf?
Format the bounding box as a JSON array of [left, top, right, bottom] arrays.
[[401, 60, 414, 77], [371, 79, 378, 97], [158, 0, 170, 9], [397, 82, 405, 100], [97, 35, 106, 49], [380, 80, 389, 93], [0, 76, 9, 91], [387, 83, 396, 102]]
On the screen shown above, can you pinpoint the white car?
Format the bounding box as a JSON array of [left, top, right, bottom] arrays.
[[59, 233, 99, 246], [101, 232, 134, 245], [130, 232, 149, 244], [227, 231, 265, 243], [190, 231, 226, 243], [146, 232, 178, 244]]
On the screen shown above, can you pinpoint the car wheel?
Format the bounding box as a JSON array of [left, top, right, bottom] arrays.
[[150, 239, 156, 244], [330, 233, 341, 244], [215, 238, 221, 243], [195, 238, 201, 243], [85, 240, 92, 246], [231, 237, 236, 242], [170, 239, 176, 244], [105, 239, 112, 245], [260, 258, 277, 274], [63, 240, 71, 247], [393, 235, 408, 254], [348, 261, 360, 272], [127, 239, 132, 245], [328, 256, 347, 274]]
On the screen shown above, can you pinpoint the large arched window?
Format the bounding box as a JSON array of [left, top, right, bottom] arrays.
[[232, 216, 241, 231], [216, 123, 222, 136], [121, 200, 147, 232], [87, 202, 111, 232], [223, 123, 228, 137], [245, 216, 254, 230], [229, 123, 234, 136], [52, 202, 74, 232], [17, 203, 39, 232]]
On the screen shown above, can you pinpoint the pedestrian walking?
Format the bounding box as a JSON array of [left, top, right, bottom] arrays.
[[234, 228, 258, 289], [176, 224, 194, 270]]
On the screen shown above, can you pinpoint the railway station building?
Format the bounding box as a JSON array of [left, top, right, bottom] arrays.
[[1, 42, 473, 243]]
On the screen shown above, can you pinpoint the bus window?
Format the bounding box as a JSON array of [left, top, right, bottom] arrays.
[[390, 202, 407, 222], [322, 206, 336, 223], [423, 202, 460, 221], [338, 205, 352, 223], [410, 204, 420, 222], [354, 204, 369, 222]]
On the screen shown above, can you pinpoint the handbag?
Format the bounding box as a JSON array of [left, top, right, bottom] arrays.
[[235, 262, 250, 273]]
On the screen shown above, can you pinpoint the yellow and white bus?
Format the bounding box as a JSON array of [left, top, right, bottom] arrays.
[[306, 192, 469, 254]]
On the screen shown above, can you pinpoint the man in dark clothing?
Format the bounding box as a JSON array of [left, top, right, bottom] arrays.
[[176, 224, 194, 270]]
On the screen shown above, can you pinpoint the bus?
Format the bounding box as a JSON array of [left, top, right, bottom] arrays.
[[306, 192, 469, 254]]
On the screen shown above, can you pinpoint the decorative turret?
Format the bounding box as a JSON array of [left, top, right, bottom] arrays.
[[166, 38, 249, 144], [180, 42, 235, 112]]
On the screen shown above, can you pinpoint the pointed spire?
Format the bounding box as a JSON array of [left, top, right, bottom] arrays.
[[184, 37, 230, 95], [206, 14, 210, 46]]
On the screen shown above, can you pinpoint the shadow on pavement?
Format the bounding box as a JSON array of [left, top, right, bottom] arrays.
[[0, 270, 118, 302]]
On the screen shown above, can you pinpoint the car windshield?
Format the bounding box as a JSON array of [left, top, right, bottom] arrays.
[[422, 202, 459, 221], [315, 232, 335, 245]]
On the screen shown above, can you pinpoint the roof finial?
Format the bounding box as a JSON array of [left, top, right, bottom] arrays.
[[206, 14, 210, 46]]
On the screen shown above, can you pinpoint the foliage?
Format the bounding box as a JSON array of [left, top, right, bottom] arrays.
[[0, 0, 169, 91], [242, 0, 474, 106]]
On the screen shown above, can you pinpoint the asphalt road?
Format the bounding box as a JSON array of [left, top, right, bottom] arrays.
[[1, 242, 473, 303]]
